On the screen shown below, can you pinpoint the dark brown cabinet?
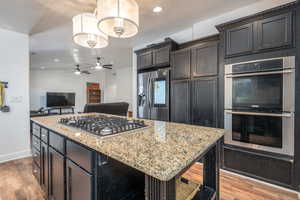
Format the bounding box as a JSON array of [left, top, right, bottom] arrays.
[[67, 160, 92, 200], [137, 51, 153, 70], [171, 80, 190, 124], [256, 12, 292, 50], [153, 46, 170, 66], [191, 42, 218, 77], [41, 142, 49, 196], [49, 147, 65, 200], [171, 49, 191, 80], [219, 10, 294, 58], [226, 23, 254, 57], [191, 77, 218, 128], [136, 38, 178, 71], [223, 146, 293, 187]]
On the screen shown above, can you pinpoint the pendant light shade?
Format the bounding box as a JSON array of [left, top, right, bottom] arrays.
[[97, 0, 139, 38], [73, 13, 109, 49]]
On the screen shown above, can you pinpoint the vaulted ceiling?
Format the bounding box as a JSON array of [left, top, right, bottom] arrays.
[[0, 0, 263, 71]]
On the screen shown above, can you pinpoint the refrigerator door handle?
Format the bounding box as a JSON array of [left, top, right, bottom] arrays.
[[149, 78, 153, 107]]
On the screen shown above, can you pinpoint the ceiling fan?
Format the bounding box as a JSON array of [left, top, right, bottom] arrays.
[[74, 64, 91, 75], [92, 57, 113, 70]]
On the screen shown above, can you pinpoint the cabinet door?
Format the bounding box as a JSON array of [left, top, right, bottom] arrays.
[[49, 147, 65, 200], [41, 142, 49, 196], [256, 12, 292, 50], [171, 49, 191, 80], [171, 80, 190, 124], [191, 77, 218, 128], [226, 23, 254, 56], [192, 42, 218, 77], [66, 160, 92, 200], [153, 46, 170, 66], [137, 51, 153, 70]]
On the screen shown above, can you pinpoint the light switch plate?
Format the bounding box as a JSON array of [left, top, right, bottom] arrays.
[[10, 96, 22, 103]]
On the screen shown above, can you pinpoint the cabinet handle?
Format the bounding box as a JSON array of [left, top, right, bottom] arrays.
[[49, 153, 53, 196], [68, 166, 72, 200]]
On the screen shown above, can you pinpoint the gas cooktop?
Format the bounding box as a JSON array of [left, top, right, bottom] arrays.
[[59, 115, 147, 137]]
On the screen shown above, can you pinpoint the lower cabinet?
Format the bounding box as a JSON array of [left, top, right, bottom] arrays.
[[31, 122, 96, 200], [66, 159, 92, 200], [191, 77, 218, 128], [171, 80, 190, 123], [49, 147, 65, 200], [223, 145, 294, 188], [171, 78, 218, 128], [41, 142, 49, 196]]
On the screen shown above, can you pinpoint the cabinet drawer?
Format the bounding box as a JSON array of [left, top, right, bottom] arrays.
[[66, 140, 93, 173], [223, 146, 293, 186], [41, 128, 48, 144], [49, 131, 64, 154], [32, 162, 40, 184], [32, 123, 40, 138], [32, 135, 40, 151], [32, 147, 41, 167]]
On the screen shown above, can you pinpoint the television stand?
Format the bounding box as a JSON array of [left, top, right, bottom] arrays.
[[47, 107, 75, 115]]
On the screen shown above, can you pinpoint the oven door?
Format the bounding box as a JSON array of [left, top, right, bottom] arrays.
[[224, 110, 294, 156], [225, 69, 295, 113]]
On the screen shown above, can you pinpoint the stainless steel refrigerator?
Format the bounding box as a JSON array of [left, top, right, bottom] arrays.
[[137, 68, 170, 121]]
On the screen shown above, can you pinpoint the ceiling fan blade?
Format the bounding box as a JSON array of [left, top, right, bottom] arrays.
[[82, 70, 91, 74], [103, 64, 113, 69]]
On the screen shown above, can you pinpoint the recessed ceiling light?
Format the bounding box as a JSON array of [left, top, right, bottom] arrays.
[[73, 49, 79, 53], [54, 58, 60, 62], [74, 70, 81, 75], [153, 6, 162, 13], [40, 66, 45, 69]]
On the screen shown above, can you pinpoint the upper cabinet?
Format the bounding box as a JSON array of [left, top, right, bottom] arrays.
[[191, 42, 219, 77], [153, 46, 171, 66], [135, 38, 178, 70], [171, 49, 191, 80], [217, 5, 295, 58], [256, 13, 292, 50], [225, 23, 254, 57], [137, 51, 153, 70]]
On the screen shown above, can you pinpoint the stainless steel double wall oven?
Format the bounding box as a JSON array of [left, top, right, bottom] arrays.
[[224, 57, 295, 156]]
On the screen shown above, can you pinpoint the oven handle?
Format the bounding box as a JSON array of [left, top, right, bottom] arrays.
[[225, 69, 293, 78], [224, 110, 293, 118]]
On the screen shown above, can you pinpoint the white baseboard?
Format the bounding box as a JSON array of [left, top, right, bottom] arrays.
[[0, 149, 31, 164]]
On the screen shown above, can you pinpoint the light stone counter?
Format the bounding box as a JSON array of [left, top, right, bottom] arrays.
[[31, 113, 224, 181]]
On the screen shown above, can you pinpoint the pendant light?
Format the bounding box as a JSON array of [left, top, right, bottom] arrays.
[[97, 0, 139, 38], [73, 13, 109, 49]]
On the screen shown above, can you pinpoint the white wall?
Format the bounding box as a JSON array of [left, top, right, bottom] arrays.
[[30, 69, 106, 112], [104, 67, 133, 111], [132, 0, 296, 117], [0, 28, 30, 163]]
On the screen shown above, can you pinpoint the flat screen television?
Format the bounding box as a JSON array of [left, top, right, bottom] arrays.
[[46, 92, 75, 107]]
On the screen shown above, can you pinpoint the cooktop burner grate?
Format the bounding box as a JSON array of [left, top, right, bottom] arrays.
[[59, 115, 147, 137]]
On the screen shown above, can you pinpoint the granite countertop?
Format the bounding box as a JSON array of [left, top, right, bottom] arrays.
[[31, 113, 224, 181]]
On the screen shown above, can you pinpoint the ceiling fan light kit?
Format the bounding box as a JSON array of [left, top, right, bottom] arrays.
[[72, 0, 139, 49], [97, 0, 139, 38], [72, 13, 109, 49]]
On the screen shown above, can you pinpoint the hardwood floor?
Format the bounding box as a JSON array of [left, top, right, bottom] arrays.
[[182, 163, 299, 200], [0, 157, 298, 200], [0, 157, 44, 200]]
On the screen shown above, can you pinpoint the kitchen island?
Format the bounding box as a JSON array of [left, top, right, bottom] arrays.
[[30, 113, 224, 200]]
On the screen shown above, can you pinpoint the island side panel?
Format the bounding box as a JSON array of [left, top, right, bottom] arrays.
[[145, 175, 176, 200], [203, 139, 221, 200]]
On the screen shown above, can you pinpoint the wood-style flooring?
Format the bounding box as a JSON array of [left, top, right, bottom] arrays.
[[0, 157, 298, 200]]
